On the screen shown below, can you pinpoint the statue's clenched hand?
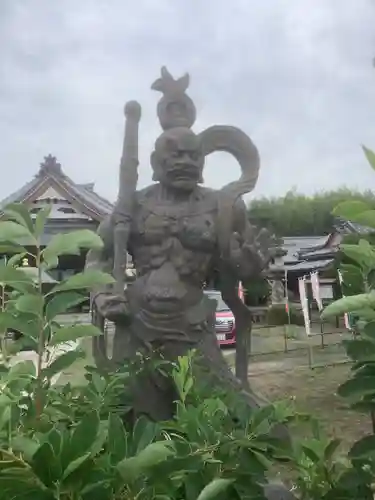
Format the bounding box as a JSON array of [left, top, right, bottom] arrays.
[[94, 293, 130, 323]]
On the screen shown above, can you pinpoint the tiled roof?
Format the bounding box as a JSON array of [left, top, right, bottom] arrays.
[[282, 236, 329, 263], [0, 177, 40, 210], [0, 155, 113, 219], [283, 258, 333, 272], [269, 258, 333, 273]]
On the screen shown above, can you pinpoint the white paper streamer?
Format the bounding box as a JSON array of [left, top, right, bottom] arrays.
[[298, 277, 311, 336], [311, 271, 323, 311]]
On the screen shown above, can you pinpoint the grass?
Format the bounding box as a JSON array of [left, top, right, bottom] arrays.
[[251, 363, 372, 453], [250, 323, 352, 356]]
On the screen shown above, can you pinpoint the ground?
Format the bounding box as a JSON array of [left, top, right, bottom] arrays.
[[251, 363, 371, 452], [245, 323, 371, 452]]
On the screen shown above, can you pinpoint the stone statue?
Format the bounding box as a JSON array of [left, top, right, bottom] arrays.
[[86, 65, 284, 417], [86, 67, 297, 499]]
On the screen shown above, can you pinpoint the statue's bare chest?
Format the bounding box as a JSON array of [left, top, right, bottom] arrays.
[[131, 196, 218, 251]]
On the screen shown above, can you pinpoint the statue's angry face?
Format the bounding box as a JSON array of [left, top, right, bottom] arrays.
[[152, 128, 204, 191]]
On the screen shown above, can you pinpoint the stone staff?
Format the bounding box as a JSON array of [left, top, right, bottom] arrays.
[[113, 101, 142, 294], [90, 101, 141, 367]]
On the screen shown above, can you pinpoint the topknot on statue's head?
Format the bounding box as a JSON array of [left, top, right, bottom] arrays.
[[151, 66, 196, 131]]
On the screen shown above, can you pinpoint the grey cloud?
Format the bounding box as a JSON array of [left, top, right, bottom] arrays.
[[1, 0, 375, 203]]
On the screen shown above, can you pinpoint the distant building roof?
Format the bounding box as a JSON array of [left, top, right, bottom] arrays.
[[282, 236, 330, 264], [0, 155, 113, 220], [282, 259, 333, 273], [275, 216, 375, 275], [334, 217, 374, 236]]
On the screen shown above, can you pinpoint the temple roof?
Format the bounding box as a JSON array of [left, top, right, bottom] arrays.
[[282, 236, 330, 264], [0, 155, 113, 221], [274, 216, 375, 274]]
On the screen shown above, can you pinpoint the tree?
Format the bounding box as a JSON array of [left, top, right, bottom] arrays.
[[248, 188, 375, 237]]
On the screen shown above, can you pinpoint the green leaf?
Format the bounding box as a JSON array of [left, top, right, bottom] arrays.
[[108, 413, 128, 465], [363, 145, 375, 172], [0, 264, 35, 290], [349, 210, 375, 230], [11, 436, 40, 461], [117, 441, 176, 481], [62, 452, 91, 480], [42, 350, 85, 380], [0, 406, 11, 431], [348, 434, 375, 459], [362, 321, 375, 342], [15, 294, 44, 316], [45, 292, 87, 321], [301, 443, 321, 463], [352, 308, 375, 321], [43, 254, 58, 270], [65, 411, 100, 464], [7, 252, 28, 268], [3, 203, 35, 234], [341, 240, 375, 270], [338, 376, 375, 400], [50, 270, 115, 294], [0, 311, 39, 340], [324, 439, 341, 461], [46, 428, 62, 457], [0, 243, 29, 256], [89, 420, 108, 458], [196, 478, 234, 500], [34, 205, 52, 239], [80, 481, 112, 497], [49, 324, 102, 346], [321, 293, 375, 319], [0, 220, 35, 244], [332, 200, 370, 219], [43, 230, 104, 263], [132, 415, 159, 454], [5, 337, 37, 355], [342, 339, 375, 362], [31, 441, 58, 487], [351, 400, 375, 413], [9, 360, 36, 379], [249, 404, 275, 433]]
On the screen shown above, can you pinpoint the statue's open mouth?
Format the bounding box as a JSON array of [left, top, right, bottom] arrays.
[[168, 165, 199, 181]]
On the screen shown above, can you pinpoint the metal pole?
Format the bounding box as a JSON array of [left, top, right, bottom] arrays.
[[284, 269, 291, 325]]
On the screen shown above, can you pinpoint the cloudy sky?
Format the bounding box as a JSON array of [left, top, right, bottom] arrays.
[[1, 0, 375, 204]]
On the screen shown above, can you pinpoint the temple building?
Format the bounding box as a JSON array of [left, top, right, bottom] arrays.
[[0, 155, 114, 282], [269, 218, 374, 305]]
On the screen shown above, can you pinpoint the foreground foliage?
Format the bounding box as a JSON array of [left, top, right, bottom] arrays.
[[319, 145, 375, 497]]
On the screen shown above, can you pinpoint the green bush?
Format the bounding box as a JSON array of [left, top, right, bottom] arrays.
[[266, 304, 304, 326], [244, 277, 270, 306]]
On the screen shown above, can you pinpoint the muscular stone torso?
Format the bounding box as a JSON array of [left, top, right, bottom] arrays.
[[128, 184, 219, 313]]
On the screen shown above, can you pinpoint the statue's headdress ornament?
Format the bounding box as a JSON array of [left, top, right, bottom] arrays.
[[151, 66, 196, 131]]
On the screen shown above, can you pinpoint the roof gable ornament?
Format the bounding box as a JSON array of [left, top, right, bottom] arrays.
[[38, 154, 63, 177]]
